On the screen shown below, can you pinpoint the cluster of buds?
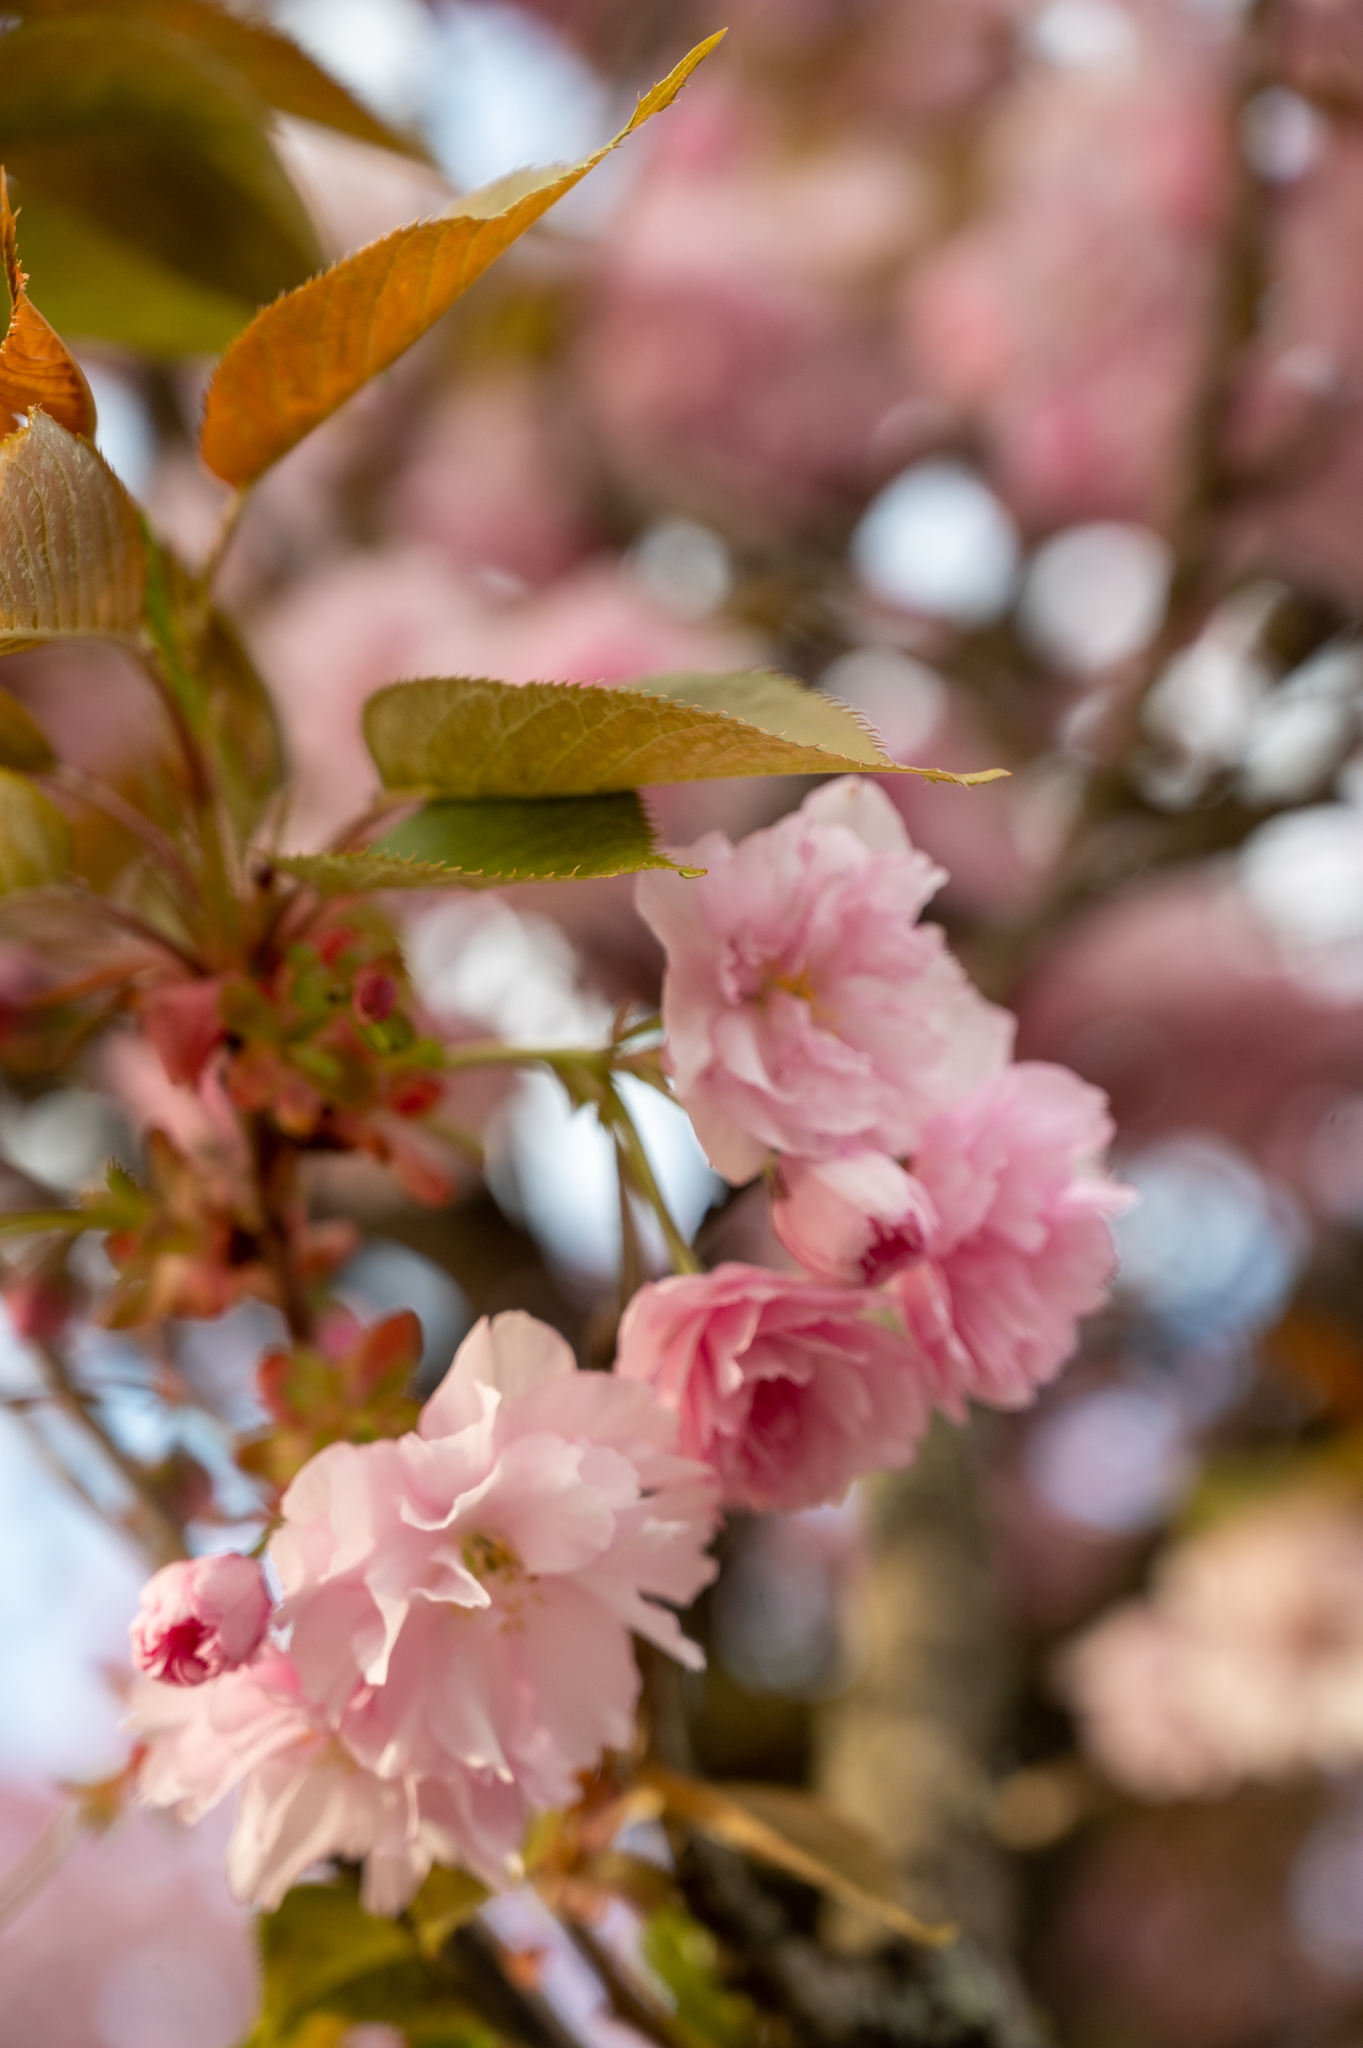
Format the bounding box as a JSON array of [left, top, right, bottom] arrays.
[[95, 1135, 355, 1327], [141, 913, 457, 1207], [237, 1304, 423, 1492]]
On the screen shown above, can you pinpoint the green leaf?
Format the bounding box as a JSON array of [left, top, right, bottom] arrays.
[[0, 687, 54, 771], [379, 793, 680, 879], [277, 793, 684, 892], [12, 194, 252, 355], [252, 1880, 417, 2042], [0, 410, 145, 654], [641, 1905, 759, 2048], [13, 0, 432, 161], [0, 767, 70, 888], [245, 1876, 502, 2048], [0, 18, 321, 316], [364, 671, 1004, 798], [199, 33, 725, 485]]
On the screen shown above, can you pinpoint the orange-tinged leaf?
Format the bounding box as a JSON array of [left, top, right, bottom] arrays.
[[0, 409, 144, 652], [644, 1767, 957, 1948], [199, 31, 726, 486], [0, 171, 95, 437]]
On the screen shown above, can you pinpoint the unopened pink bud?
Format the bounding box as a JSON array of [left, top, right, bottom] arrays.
[[772, 1151, 937, 1285], [130, 1553, 271, 1687]]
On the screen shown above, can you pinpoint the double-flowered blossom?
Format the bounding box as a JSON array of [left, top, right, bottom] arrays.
[[131, 1312, 718, 1912], [774, 1063, 1130, 1415], [634, 778, 1130, 1495], [616, 1263, 929, 1513], [889, 1062, 1131, 1413], [635, 778, 1014, 1183]]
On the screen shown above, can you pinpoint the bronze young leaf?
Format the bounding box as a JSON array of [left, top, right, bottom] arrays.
[[0, 168, 94, 435], [199, 32, 727, 487]]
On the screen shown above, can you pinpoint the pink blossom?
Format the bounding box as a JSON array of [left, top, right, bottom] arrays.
[[132, 1317, 716, 1911], [1058, 1494, 1363, 1798], [272, 1312, 718, 1817], [130, 1651, 524, 1912], [636, 777, 1013, 1182], [614, 1262, 929, 1513], [130, 1555, 271, 1687], [771, 1151, 936, 1286], [889, 1062, 1129, 1414]]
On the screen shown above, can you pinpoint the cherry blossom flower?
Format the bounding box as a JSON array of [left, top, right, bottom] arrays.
[[1058, 1493, 1363, 1798], [132, 1313, 716, 1911], [273, 1312, 718, 1819], [636, 777, 1013, 1182], [130, 1651, 525, 1912], [889, 1062, 1129, 1414], [130, 1555, 272, 1687], [615, 1261, 929, 1513]]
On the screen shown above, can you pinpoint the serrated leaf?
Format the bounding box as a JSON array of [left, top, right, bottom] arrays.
[[645, 1767, 956, 1947], [364, 672, 1004, 799], [277, 793, 683, 891], [0, 170, 95, 435], [0, 19, 321, 317], [0, 766, 70, 888], [0, 687, 54, 770], [200, 32, 725, 485], [14, 0, 432, 161], [0, 410, 144, 653], [12, 193, 252, 355], [379, 793, 680, 879]]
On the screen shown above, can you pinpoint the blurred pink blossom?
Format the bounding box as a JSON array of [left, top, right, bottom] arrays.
[[1059, 1492, 1363, 1797], [904, 6, 1232, 527], [0, 1788, 253, 2048], [636, 776, 1012, 1182], [577, 79, 930, 527], [615, 1261, 929, 1513], [130, 1555, 271, 1687]]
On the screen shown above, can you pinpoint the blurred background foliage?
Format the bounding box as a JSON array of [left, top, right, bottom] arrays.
[[14, 1, 1363, 2044]]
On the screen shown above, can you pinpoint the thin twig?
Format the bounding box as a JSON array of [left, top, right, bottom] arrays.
[[34, 1340, 185, 1566]]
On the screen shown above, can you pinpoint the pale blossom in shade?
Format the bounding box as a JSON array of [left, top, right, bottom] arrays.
[[130, 1554, 271, 1687], [614, 1262, 929, 1513], [129, 1651, 524, 1912], [272, 1312, 718, 1816], [771, 1150, 937, 1285], [636, 777, 1013, 1182], [1057, 1494, 1363, 1798], [889, 1061, 1129, 1415]]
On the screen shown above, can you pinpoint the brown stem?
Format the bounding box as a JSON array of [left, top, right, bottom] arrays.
[[248, 1117, 313, 1343], [61, 885, 205, 975]]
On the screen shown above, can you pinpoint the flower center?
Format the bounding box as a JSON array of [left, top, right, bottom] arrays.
[[462, 1531, 521, 1582]]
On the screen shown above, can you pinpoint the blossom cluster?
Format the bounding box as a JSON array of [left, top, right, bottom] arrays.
[[129, 780, 1125, 1911], [130, 1312, 718, 1913], [624, 778, 1129, 1511]]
